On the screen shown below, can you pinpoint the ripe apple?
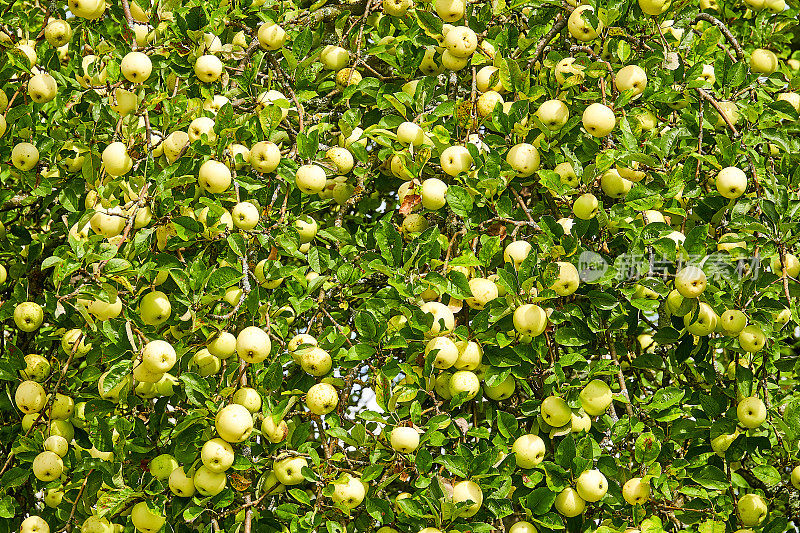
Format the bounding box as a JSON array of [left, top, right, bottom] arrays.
[[131, 502, 165, 533], [737, 396, 767, 429], [397, 121, 425, 146], [188, 116, 217, 143], [331, 474, 367, 509], [391, 426, 420, 453], [327, 147, 355, 174], [425, 336, 459, 369], [236, 326, 271, 363], [201, 437, 235, 473], [43, 435, 69, 457], [777, 92, 800, 112], [791, 465, 800, 489], [169, 466, 196, 497], [504, 240, 532, 268], [454, 340, 482, 370], [33, 450, 64, 481], [466, 278, 498, 309], [262, 415, 289, 443], [440, 145, 473, 176], [551, 262, 580, 296], [215, 403, 254, 443], [508, 522, 537, 533], [98, 371, 132, 402], [536, 99, 569, 129], [28, 72, 57, 104], [139, 290, 171, 326], [453, 480, 483, 517], [189, 349, 219, 377], [306, 382, 339, 415], [571, 192, 599, 220], [555, 487, 585, 517], [20, 516, 49, 533], [435, 0, 465, 21], [476, 65, 502, 93], [421, 178, 448, 210], [320, 45, 350, 70], [193, 465, 227, 496], [555, 57, 585, 85], [50, 393, 74, 419], [711, 430, 738, 456], [45, 18, 72, 46], [449, 370, 481, 399], [576, 469, 608, 502], [294, 217, 318, 244], [230, 201, 260, 230], [12, 142, 40, 171], [638, 0, 671, 15], [615, 65, 648, 98], [296, 164, 327, 194], [477, 90, 504, 117], [148, 453, 178, 480], [274, 455, 308, 485], [419, 46, 444, 75], [15, 380, 46, 413], [21, 354, 49, 382], [80, 516, 114, 533], [683, 302, 717, 335], [738, 325, 766, 353], [750, 49, 778, 75], [420, 301, 455, 336], [513, 304, 547, 336], [443, 26, 478, 58], [716, 166, 747, 199], [580, 380, 612, 416], [568, 5, 602, 41], [770, 253, 800, 277], [121, 51, 152, 83], [198, 160, 231, 193], [506, 143, 540, 177], [622, 477, 650, 504], [541, 396, 572, 427], [737, 494, 768, 526], [299, 346, 333, 376], [14, 301, 44, 332], [484, 375, 515, 400], [675, 266, 707, 298], [195, 54, 223, 82], [258, 22, 287, 50], [141, 339, 176, 373], [582, 103, 616, 137], [250, 141, 281, 173], [163, 131, 189, 162]]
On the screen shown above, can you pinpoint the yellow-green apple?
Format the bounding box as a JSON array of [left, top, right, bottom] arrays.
[[453, 480, 483, 517], [391, 426, 420, 453], [20, 516, 50, 533], [513, 304, 547, 336], [320, 45, 350, 70], [15, 380, 46, 413], [258, 22, 287, 50], [28, 72, 57, 103], [716, 166, 747, 199], [582, 103, 616, 137], [33, 451, 63, 481], [675, 266, 707, 298], [622, 477, 650, 504], [449, 370, 480, 399], [573, 193, 599, 219], [141, 339, 176, 373], [443, 26, 478, 58], [262, 415, 289, 443], [576, 469, 608, 502], [274, 454, 308, 485], [12, 142, 40, 171], [440, 145, 473, 176], [737, 396, 766, 428], [169, 466, 196, 497], [295, 164, 327, 194], [506, 143, 540, 177], [250, 141, 281, 173], [14, 301, 44, 332], [504, 240, 532, 268], [331, 474, 367, 509], [555, 488, 585, 517], [615, 65, 647, 98], [139, 291, 171, 326], [193, 465, 227, 496], [579, 380, 612, 416], [466, 278, 498, 309], [739, 325, 765, 353], [484, 375, 515, 400], [536, 99, 569, 129], [215, 404, 254, 443], [683, 302, 717, 335], [750, 49, 778, 75], [188, 116, 216, 143], [131, 502, 165, 533], [568, 5, 602, 41], [737, 494, 767, 526], [149, 454, 178, 480], [201, 438, 235, 473], [425, 336, 459, 369], [420, 301, 455, 336], [121, 51, 152, 83], [45, 19, 72, 46], [299, 346, 333, 376], [194, 54, 223, 82], [541, 396, 572, 427], [421, 178, 448, 210], [551, 262, 580, 296], [306, 382, 338, 415]]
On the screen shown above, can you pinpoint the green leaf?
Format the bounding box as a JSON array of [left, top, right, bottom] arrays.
[[447, 185, 473, 217]]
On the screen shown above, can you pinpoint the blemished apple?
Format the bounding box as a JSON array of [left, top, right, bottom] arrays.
[[541, 396, 572, 427], [14, 301, 44, 332], [149, 453, 178, 480], [12, 142, 40, 171], [215, 403, 254, 443], [443, 26, 478, 58], [737, 396, 767, 428], [579, 380, 612, 416], [139, 290, 172, 326], [477, 90, 504, 117], [555, 487, 585, 517], [262, 415, 289, 443], [453, 480, 483, 517], [198, 160, 231, 193], [568, 5, 602, 41], [737, 494, 768, 526], [45, 18, 72, 46], [390, 426, 420, 453], [44, 435, 69, 457], [738, 325, 766, 353], [331, 474, 367, 509], [22, 353, 50, 382], [582, 103, 616, 137], [201, 437, 235, 473], [506, 143, 540, 177], [336, 67, 362, 87], [299, 346, 333, 376], [274, 455, 308, 485], [513, 304, 547, 336], [15, 380, 47, 413], [674, 266, 707, 298], [425, 336, 459, 369], [194, 465, 227, 496], [719, 310, 747, 336], [306, 382, 339, 415], [50, 393, 74, 419], [622, 477, 650, 504], [440, 145, 473, 176], [716, 166, 747, 199]]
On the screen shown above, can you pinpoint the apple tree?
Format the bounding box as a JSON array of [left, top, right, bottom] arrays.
[[1, 0, 800, 531]]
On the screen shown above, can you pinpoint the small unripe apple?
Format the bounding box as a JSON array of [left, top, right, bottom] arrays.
[[33, 450, 64, 481], [579, 380, 612, 416], [512, 434, 545, 468], [770, 253, 800, 278], [149, 453, 178, 480], [738, 325, 766, 353], [638, 0, 671, 15], [716, 166, 747, 199], [484, 374, 515, 400], [551, 262, 580, 296], [675, 266, 706, 298]]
